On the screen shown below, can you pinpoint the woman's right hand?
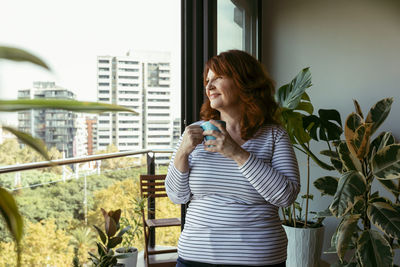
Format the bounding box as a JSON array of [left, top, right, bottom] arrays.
[[178, 125, 204, 155]]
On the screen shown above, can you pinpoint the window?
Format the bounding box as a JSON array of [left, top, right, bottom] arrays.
[[217, 0, 259, 56]]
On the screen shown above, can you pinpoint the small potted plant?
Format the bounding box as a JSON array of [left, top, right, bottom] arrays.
[[114, 197, 146, 267], [89, 208, 131, 266]]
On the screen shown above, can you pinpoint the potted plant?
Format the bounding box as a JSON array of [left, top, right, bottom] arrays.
[[0, 46, 137, 267], [313, 98, 400, 266], [89, 208, 132, 266], [276, 67, 343, 267], [114, 197, 146, 267]]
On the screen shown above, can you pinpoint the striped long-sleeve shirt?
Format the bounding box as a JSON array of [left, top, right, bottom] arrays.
[[165, 122, 300, 265]]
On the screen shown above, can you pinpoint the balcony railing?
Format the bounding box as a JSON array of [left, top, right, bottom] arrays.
[[0, 148, 175, 258]]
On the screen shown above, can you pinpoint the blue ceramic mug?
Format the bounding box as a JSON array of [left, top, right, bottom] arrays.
[[200, 120, 226, 141]]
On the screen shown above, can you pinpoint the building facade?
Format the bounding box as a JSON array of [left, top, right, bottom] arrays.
[[18, 82, 77, 158], [96, 51, 173, 163]]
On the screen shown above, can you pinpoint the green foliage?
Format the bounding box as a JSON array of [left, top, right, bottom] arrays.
[[0, 44, 138, 266], [89, 209, 131, 266], [0, 219, 74, 266], [277, 68, 342, 228], [313, 98, 400, 266]]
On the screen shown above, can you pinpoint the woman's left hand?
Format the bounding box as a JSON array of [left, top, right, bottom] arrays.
[[203, 120, 250, 165]]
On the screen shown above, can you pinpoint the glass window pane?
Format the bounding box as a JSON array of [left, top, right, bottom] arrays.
[[217, 0, 258, 57]]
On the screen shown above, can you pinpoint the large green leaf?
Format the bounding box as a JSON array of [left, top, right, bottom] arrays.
[[0, 187, 24, 243], [3, 126, 50, 161], [0, 46, 50, 70], [365, 98, 393, 135], [314, 176, 339, 196], [338, 141, 362, 172], [303, 109, 343, 142], [356, 230, 393, 267], [367, 201, 400, 239], [372, 144, 400, 180], [275, 67, 312, 110], [281, 109, 310, 144], [0, 99, 138, 114], [336, 214, 361, 261], [330, 171, 366, 217]]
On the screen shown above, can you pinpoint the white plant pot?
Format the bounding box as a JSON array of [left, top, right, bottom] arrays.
[[115, 247, 138, 267], [283, 225, 325, 267]]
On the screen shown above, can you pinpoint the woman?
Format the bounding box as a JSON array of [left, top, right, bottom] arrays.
[[165, 50, 300, 267]]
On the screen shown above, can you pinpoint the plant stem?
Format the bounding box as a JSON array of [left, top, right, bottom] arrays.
[[292, 203, 297, 228], [305, 142, 310, 228], [281, 207, 287, 225], [293, 144, 308, 155], [326, 140, 332, 152]]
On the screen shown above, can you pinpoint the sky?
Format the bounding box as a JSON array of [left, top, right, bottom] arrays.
[[0, 0, 181, 124]]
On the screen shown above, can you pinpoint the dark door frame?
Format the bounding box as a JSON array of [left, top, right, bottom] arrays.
[[180, 0, 262, 229]]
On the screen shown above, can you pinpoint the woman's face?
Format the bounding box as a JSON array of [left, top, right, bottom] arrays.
[[205, 69, 239, 112]]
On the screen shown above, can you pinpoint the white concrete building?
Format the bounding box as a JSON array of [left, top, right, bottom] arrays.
[[96, 51, 172, 163]]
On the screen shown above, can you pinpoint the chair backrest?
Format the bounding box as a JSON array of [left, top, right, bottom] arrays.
[[140, 174, 168, 198]]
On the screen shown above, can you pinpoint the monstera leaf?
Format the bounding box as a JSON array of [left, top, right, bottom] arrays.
[[367, 201, 400, 239], [365, 98, 393, 136], [303, 109, 343, 141], [357, 230, 393, 267], [330, 171, 366, 217], [275, 67, 312, 110]]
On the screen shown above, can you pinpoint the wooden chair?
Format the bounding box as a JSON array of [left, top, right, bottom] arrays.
[[140, 174, 181, 267]]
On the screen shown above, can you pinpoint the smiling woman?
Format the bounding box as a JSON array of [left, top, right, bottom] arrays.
[[166, 50, 300, 266]]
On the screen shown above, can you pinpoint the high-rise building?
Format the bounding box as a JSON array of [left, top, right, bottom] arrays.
[[96, 51, 173, 163], [18, 82, 77, 158]]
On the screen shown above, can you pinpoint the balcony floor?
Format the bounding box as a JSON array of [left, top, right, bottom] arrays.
[[137, 246, 178, 267]]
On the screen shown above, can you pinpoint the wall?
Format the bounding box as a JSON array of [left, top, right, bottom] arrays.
[[261, 0, 400, 264]]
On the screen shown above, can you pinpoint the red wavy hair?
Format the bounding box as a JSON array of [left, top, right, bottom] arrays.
[[200, 50, 279, 140]]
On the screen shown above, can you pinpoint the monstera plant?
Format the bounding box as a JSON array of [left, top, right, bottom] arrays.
[[314, 98, 400, 266], [276, 68, 344, 267], [276, 67, 341, 228], [0, 46, 137, 266]]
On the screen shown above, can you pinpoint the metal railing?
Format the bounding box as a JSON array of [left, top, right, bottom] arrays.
[[0, 148, 174, 248]]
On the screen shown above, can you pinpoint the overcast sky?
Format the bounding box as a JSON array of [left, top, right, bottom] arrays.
[[0, 0, 181, 124]]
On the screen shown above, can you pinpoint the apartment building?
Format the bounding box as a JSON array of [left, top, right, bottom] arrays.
[[96, 51, 173, 163], [18, 82, 77, 158]]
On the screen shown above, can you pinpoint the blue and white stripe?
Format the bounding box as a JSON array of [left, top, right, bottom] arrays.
[[165, 122, 300, 265]]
